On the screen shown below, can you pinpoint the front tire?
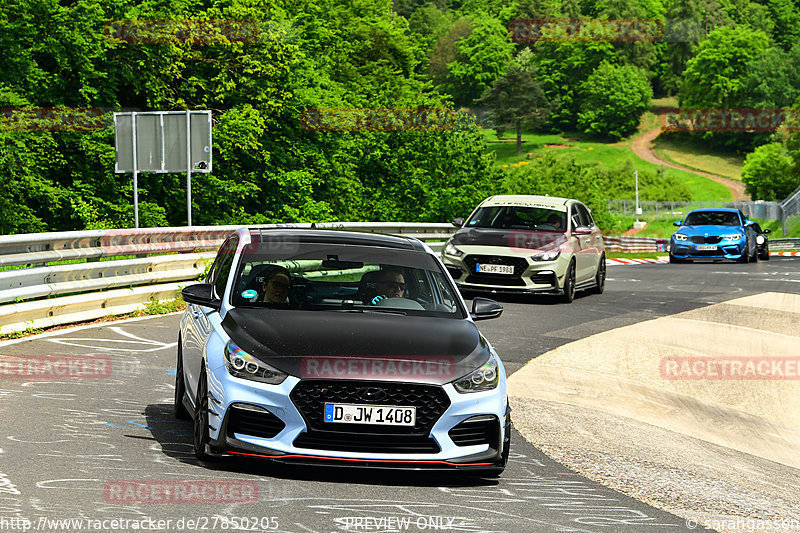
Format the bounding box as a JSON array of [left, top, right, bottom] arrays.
[[193, 366, 216, 462], [561, 261, 576, 303], [759, 245, 770, 260], [591, 254, 606, 294], [174, 341, 191, 420]]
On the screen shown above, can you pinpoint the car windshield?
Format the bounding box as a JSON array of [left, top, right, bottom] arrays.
[[683, 211, 742, 226], [230, 238, 464, 318], [466, 206, 567, 232]]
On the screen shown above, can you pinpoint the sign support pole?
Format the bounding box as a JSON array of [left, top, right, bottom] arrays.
[[132, 113, 139, 229], [186, 112, 192, 227]]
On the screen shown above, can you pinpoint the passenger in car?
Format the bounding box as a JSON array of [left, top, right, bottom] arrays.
[[260, 265, 291, 304]]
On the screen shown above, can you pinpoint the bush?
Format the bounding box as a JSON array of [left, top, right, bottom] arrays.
[[741, 142, 798, 200], [577, 62, 652, 140]]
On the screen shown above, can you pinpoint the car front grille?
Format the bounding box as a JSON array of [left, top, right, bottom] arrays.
[[289, 380, 450, 454], [692, 249, 724, 256], [226, 404, 286, 439], [690, 236, 722, 244], [448, 416, 499, 447], [463, 255, 528, 286]]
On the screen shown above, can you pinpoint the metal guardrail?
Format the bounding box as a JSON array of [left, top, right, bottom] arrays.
[[0, 223, 455, 335], [770, 238, 800, 250], [1, 224, 795, 335]]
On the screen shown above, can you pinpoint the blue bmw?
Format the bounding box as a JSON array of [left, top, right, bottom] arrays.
[[176, 227, 510, 475], [669, 208, 758, 263]]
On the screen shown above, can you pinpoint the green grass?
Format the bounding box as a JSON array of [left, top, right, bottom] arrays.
[[483, 129, 733, 202], [653, 136, 745, 181]]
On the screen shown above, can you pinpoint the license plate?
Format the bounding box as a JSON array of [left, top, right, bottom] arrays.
[[324, 403, 416, 426], [476, 263, 514, 275], [696, 244, 717, 251]]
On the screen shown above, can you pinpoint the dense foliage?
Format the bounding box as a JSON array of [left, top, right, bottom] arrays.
[[3, 0, 800, 233]]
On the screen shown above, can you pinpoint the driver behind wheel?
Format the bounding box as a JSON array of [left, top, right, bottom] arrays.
[[371, 267, 406, 305]]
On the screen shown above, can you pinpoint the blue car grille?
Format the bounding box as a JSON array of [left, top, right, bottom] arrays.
[[690, 236, 722, 244], [290, 380, 450, 454]]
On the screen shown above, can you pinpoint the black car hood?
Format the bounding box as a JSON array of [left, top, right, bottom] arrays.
[[221, 309, 491, 384], [452, 227, 565, 251]]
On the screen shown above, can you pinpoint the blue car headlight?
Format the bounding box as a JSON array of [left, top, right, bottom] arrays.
[[224, 341, 287, 385], [721, 234, 744, 241], [453, 354, 499, 393], [673, 233, 688, 241]]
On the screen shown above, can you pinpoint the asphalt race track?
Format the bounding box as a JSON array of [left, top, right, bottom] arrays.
[[2, 258, 799, 533]]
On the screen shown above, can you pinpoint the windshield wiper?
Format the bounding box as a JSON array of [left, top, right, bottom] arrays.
[[330, 308, 408, 315]]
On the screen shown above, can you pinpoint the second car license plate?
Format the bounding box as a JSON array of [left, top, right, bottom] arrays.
[[324, 403, 416, 426], [696, 244, 717, 250], [476, 263, 514, 275]]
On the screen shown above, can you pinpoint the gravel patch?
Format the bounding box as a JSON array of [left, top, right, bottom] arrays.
[[511, 396, 800, 533]]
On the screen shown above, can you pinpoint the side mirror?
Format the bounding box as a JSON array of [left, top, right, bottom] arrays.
[[572, 226, 592, 235], [471, 297, 503, 321], [745, 220, 755, 226], [673, 220, 682, 227], [763, 229, 771, 234], [451, 217, 464, 228], [182, 283, 221, 310]]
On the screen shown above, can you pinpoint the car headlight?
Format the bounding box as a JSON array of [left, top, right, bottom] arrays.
[[444, 241, 463, 258], [756, 235, 765, 245], [721, 234, 744, 240], [673, 233, 688, 241], [453, 354, 499, 393], [531, 250, 560, 261], [224, 341, 287, 385]]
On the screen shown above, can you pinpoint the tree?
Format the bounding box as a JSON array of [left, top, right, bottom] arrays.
[[741, 45, 800, 108], [532, 40, 617, 129], [660, 0, 704, 94], [741, 143, 798, 200], [440, 14, 515, 106], [477, 49, 552, 154], [679, 26, 771, 108], [577, 61, 652, 139], [767, 0, 800, 50]]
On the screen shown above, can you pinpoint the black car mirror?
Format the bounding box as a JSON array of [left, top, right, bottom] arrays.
[[182, 283, 221, 310], [471, 297, 503, 321], [451, 217, 464, 228], [763, 229, 771, 234]]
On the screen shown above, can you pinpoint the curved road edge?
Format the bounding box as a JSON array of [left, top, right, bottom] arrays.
[[507, 291, 800, 532]]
